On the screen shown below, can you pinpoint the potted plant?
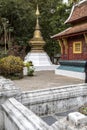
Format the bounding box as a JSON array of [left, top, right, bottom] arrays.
[[24, 61, 34, 76]]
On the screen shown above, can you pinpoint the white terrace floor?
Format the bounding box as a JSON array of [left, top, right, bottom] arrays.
[[14, 71, 84, 91]]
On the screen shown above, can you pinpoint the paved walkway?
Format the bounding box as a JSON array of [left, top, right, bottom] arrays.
[[14, 71, 84, 91]]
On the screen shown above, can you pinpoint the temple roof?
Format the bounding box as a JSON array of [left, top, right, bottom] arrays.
[[65, 0, 87, 24], [51, 22, 87, 39]]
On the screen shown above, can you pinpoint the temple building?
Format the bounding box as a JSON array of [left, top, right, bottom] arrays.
[[51, 0, 87, 79], [52, 0, 87, 61]]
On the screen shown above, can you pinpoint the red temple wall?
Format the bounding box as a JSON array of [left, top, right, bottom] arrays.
[[61, 35, 87, 60]]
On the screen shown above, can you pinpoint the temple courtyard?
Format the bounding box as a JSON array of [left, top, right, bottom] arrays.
[[14, 70, 84, 91]]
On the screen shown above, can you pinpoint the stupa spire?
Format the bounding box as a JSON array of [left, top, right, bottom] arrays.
[[34, 4, 41, 36], [29, 4, 45, 52]]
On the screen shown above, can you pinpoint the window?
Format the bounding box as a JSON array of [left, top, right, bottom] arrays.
[[73, 42, 82, 54]]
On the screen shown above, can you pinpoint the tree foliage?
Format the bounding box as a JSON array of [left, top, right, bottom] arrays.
[[0, 0, 72, 58], [39, 0, 72, 57], [68, 0, 82, 4]]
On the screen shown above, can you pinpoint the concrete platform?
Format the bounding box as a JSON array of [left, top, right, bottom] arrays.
[[14, 71, 84, 91]]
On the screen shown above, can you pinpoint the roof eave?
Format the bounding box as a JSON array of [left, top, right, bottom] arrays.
[[51, 27, 71, 39], [53, 30, 87, 39], [65, 4, 75, 24]]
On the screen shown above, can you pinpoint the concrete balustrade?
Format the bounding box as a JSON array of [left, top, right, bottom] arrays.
[[0, 76, 20, 130], [0, 76, 87, 130], [19, 84, 87, 116], [2, 98, 49, 130]]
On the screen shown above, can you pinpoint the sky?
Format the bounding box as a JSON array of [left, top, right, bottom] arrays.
[[63, 0, 68, 3]]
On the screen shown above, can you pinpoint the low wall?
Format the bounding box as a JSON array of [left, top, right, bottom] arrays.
[[2, 98, 49, 130], [0, 77, 20, 130], [18, 84, 87, 116]]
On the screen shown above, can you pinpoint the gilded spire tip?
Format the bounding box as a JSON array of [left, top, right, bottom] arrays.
[[36, 4, 40, 16]]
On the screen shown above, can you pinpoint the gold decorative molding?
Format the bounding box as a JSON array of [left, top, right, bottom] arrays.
[[62, 38, 68, 54], [58, 40, 63, 54], [83, 33, 87, 43]]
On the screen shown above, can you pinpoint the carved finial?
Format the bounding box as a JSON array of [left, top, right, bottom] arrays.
[[36, 4, 40, 16]]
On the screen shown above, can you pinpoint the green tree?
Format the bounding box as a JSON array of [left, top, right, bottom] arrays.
[[39, 1, 72, 58], [1, 17, 9, 54], [0, 0, 72, 59], [0, 0, 35, 45], [68, 0, 81, 4]]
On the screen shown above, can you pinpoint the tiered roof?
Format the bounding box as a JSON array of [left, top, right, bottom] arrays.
[[52, 0, 87, 39], [52, 23, 87, 39], [65, 0, 87, 23]]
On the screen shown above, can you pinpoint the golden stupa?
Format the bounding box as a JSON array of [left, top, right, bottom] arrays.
[[24, 4, 56, 72], [29, 5, 46, 52]]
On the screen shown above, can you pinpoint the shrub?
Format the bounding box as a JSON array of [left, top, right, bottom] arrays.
[[79, 104, 87, 115], [0, 55, 24, 78]]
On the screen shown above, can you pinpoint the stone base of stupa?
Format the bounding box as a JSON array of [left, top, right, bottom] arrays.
[[24, 52, 57, 74]]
